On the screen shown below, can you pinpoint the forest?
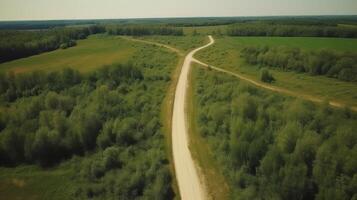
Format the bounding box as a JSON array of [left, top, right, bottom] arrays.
[[0, 60, 174, 198], [240, 46, 357, 82], [226, 23, 357, 38], [0, 25, 106, 63], [193, 68, 357, 200], [106, 25, 184, 36]]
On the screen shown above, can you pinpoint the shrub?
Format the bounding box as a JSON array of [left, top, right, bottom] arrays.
[[260, 68, 275, 83]]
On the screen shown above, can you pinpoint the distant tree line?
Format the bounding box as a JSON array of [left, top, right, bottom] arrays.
[[0, 25, 106, 63], [226, 23, 357, 38], [241, 46, 357, 82], [194, 68, 357, 200], [106, 25, 183, 36]]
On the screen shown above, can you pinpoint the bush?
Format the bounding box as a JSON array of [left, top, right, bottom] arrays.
[[260, 68, 275, 83]]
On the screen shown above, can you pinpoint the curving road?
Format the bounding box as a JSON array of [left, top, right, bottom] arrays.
[[172, 36, 214, 200], [123, 35, 356, 199]]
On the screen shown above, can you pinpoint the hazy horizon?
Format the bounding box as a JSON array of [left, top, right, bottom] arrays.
[[1, 0, 357, 21]]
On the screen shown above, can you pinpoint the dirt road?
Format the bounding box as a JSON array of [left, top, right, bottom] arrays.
[[172, 36, 214, 200], [125, 35, 356, 200]]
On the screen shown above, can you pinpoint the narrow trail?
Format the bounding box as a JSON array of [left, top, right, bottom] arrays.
[[120, 36, 184, 56], [171, 36, 214, 200]]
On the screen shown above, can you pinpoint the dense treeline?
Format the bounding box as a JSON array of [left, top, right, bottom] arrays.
[[194, 68, 357, 200], [241, 46, 357, 82], [227, 23, 357, 38], [0, 65, 143, 165], [0, 61, 174, 198], [0, 25, 105, 63], [106, 25, 183, 36], [0, 20, 100, 30], [1, 16, 356, 30]]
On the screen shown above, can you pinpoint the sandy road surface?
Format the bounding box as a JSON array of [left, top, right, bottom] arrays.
[[172, 36, 214, 200]]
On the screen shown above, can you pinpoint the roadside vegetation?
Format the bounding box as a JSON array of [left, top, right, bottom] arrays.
[[0, 40, 179, 199], [187, 64, 230, 199], [192, 67, 357, 200], [259, 68, 275, 83]]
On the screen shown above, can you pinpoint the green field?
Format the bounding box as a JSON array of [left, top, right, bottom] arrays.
[[196, 36, 357, 108], [0, 162, 76, 200], [0, 34, 138, 73]]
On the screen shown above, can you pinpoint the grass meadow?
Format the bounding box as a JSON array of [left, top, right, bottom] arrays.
[[0, 161, 77, 200]]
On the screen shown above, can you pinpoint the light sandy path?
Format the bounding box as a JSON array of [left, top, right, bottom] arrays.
[[120, 36, 184, 56], [172, 36, 214, 200]]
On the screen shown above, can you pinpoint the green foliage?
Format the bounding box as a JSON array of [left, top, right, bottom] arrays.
[[196, 36, 357, 108], [140, 35, 207, 52], [227, 23, 357, 38], [242, 45, 357, 82], [193, 68, 357, 199], [0, 25, 105, 63], [0, 46, 176, 198], [107, 25, 183, 36], [60, 40, 77, 49], [260, 68, 275, 83]]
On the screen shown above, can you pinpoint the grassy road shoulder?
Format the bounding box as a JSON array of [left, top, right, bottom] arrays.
[[186, 64, 230, 200]]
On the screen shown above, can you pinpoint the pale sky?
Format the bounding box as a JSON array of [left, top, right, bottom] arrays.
[[0, 0, 356, 21]]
